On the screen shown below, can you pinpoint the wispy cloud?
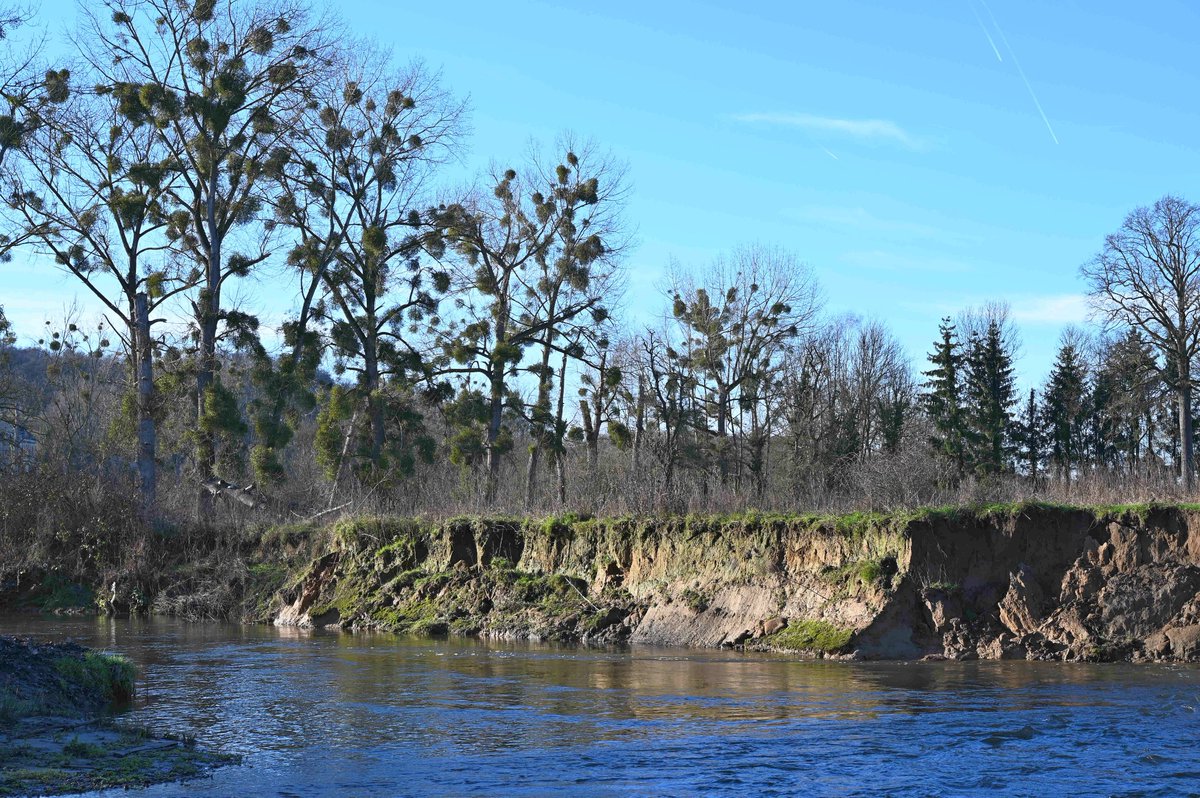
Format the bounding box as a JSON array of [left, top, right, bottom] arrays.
[[840, 250, 973, 274], [734, 112, 924, 150], [783, 205, 977, 245], [1009, 293, 1088, 324]]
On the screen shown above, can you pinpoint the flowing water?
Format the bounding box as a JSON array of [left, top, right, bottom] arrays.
[[3, 614, 1200, 797]]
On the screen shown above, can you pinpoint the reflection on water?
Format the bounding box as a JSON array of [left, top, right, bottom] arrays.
[[3, 614, 1200, 797]]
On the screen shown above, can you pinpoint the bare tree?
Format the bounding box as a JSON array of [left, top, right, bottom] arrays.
[[433, 144, 624, 504], [668, 245, 822, 487], [5, 76, 190, 515], [1082, 195, 1200, 489], [520, 138, 629, 510]]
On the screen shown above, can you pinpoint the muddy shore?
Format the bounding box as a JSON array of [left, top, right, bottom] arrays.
[[0, 636, 232, 797]]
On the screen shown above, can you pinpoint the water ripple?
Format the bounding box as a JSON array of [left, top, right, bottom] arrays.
[[3, 615, 1200, 797]]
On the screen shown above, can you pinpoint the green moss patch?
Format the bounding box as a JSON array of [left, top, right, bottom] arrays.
[[764, 620, 854, 654]]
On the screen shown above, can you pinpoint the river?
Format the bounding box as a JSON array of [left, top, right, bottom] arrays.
[[3, 614, 1200, 796]]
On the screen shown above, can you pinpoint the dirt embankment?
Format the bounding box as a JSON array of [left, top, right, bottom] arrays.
[[891, 505, 1200, 662], [10, 505, 1200, 662], [268, 506, 1200, 662]]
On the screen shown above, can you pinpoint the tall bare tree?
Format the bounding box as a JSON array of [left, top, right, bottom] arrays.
[[669, 245, 821, 487], [4, 73, 195, 514], [519, 140, 628, 510], [1082, 195, 1200, 489]]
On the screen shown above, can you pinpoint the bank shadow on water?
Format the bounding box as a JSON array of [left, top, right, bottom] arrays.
[[4, 614, 1200, 797]]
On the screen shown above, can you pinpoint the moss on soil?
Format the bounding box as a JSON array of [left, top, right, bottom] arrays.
[[763, 620, 855, 654]]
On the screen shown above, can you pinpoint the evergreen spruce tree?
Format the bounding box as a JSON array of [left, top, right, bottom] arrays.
[[1098, 329, 1159, 473], [964, 320, 1017, 475], [1087, 357, 1116, 469], [1012, 387, 1045, 483], [1043, 339, 1090, 484], [921, 318, 970, 475]]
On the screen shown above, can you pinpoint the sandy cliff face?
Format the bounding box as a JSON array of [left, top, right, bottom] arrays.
[[269, 507, 1200, 661]]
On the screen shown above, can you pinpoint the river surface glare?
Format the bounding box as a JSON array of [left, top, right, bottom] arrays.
[[3, 616, 1200, 797]]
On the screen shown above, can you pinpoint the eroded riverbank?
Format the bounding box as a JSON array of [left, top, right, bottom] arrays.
[[9, 504, 1200, 662], [269, 505, 1200, 662]]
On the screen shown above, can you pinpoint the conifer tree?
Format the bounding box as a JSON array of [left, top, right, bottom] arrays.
[[1087, 354, 1117, 469], [1097, 328, 1159, 473], [1043, 337, 1090, 484], [1011, 387, 1045, 483], [921, 317, 970, 476], [964, 319, 1016, 475]]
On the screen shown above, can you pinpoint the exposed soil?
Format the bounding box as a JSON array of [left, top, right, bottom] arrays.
[[11, 505, 1200, 664], [270, 506, 1200, 662]]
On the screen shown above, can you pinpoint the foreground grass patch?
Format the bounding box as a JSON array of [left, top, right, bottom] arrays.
[[53, 652, 136, 704]]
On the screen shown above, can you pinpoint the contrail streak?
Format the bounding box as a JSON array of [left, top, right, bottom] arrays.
[[969, 0, 1003, 62], [979, 0, 1059, 144], [821, 147, 840, 161]]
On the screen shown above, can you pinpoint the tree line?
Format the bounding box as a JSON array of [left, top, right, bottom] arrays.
[[0, 0, 1197, 524]]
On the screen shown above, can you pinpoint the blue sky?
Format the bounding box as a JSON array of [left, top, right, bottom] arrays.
[[6, 0, 1200, 382]]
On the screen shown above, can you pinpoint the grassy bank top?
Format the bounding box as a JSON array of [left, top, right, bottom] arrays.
[[257, 500, 1200, 554]]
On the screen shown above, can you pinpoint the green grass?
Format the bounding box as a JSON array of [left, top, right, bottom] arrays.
[[54, 652, 136, 703], [38, 574, 95, 611], [62, 737, 106, 759], [0, 688, 37, 722]]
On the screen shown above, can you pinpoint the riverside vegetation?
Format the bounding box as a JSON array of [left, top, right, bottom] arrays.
[[0, 2, 1200, 528], [9, 503, 1200, 663]]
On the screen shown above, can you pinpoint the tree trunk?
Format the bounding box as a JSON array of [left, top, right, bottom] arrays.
[[524, 438, 540, 510], [484, 356, 505, 504], [134, 292, 156, 519], [196, 172, 221, 516], [524, 320, 557, 511], [554, 348, 568, 506], [365, 348, 384, 467], [580, 400, 598, 470], [716, 384, 729, 485], [329, 407, 360, 508], [1180, 352, 1194, 490], [632, 374, 645, 474]]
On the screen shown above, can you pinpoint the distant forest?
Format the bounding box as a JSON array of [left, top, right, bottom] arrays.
[[1, 0, 1198, 530]]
